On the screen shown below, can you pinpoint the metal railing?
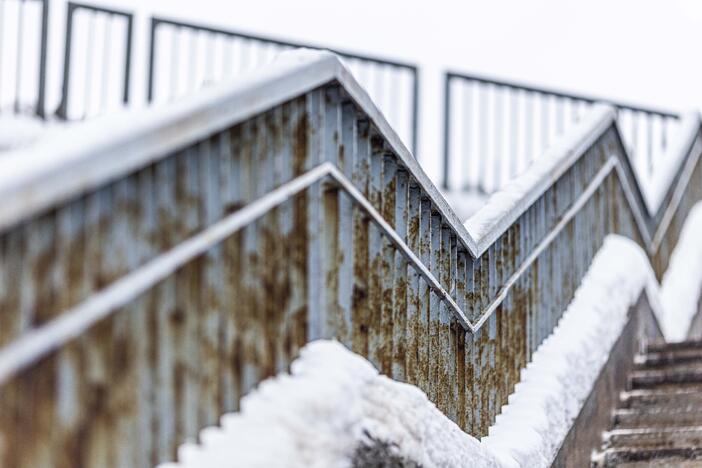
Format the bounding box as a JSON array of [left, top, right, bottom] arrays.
[[56, 2, 133, 120], [147, 16, 420, 154], [0, 0, 48, 117], [443, 71, 681, 193], [0, 50, 700, 467]]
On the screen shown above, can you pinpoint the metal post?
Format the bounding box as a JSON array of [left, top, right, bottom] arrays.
[[442, 74, 452, 190], [147, 18, 158, 102], [411, 68, 419, 158], [57, 2, 76, 119], [36, 0, 49, 118], [123, 11, 133, 104]]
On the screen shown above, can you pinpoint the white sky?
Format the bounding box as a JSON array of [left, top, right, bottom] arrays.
[[42, 0, 702, 181]]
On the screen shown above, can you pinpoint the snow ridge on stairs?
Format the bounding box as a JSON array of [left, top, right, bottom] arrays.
[[592, 340, 702, 467]]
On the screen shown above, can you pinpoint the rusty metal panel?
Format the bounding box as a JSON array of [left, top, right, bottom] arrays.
[[1, 72, 702, 468], [417, 197, 431, 395], [350, 116, 371, 357], [404, 183, 421, 386], [392, 169, 409, 380]]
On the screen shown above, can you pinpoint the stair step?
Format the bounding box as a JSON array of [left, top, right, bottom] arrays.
[[593, 341, 702, 466], [614, 408, 702, 429], [635, 349, 702, 368], [647, 340, 702, 354], [630, 367, 702, 389], [592, 447, 702, 467], [621, 388, 702, 409], [604, 426, 702, 450]]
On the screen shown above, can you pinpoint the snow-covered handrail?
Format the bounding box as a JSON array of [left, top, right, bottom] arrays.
[[0, 50, 701, 466]]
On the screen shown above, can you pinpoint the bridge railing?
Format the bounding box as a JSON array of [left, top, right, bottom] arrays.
[[147, 17, 420, 154], [442, 71, 682, 194], [0, 0, 48, 118], [0, 51, 699, 466], [56, 2, 133, 120]]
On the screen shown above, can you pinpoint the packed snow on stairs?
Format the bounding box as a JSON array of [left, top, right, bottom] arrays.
[[157, 234, 665, 468], [157, 340, 503, 468]]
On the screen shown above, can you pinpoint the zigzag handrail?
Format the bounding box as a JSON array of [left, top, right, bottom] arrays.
[[1, 119, 700, 385], [0, 50, 700, 390], [0, 162, 467, 385]]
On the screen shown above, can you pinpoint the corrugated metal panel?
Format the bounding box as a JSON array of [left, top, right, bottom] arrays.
[[0, 56, 701, 466]]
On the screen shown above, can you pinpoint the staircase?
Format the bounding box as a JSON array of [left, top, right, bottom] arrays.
[[593, 340, 702, 467]]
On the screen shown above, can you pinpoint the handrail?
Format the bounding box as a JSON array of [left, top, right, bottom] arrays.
[[0, 162, 469, 385], [1, 50, 701, 455], [4, 130, 694, 386], [2, 50, 699, 266], [0, 50, 466, 251]]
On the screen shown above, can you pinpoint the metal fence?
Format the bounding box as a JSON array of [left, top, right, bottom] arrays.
[[147, 17, 420, 154], [56, 2, 133, 120], [0, 52, 700, 467], [443, 71, 681, 193], [0, 0, 48, 117]]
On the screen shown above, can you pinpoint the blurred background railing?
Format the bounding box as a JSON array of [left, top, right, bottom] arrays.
[[1, 0, 687, 210], [0, 0, 48, 118], [56, 2, 133, 120], [147, 17, 420, 154], [443, 71, 681, 194]]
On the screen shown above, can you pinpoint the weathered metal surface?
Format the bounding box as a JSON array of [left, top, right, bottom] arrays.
[[0, 53, 701, 467]]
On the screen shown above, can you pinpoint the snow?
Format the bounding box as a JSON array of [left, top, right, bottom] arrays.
[[659, 202, 702, 341], [640, 112, 701, 215], [158, 209, 702, 467], [0, 115, 59, 152], [157, 340, 501, 468], [464, 105, 614, 241], [482, 235, 661, 467], [440, 189, 488, 222]]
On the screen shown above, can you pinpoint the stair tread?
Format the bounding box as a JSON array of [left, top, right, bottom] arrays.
[[630, 367, 702, 389], [636, 352, 702, 369], [616, 458, 702, 467], [647, 340, 702, 353], [614, 412, 702, 429], [594, 446, 702, 466], [593, 341, 702, 466], [622, 387, 702, 409], [605, 426, 702, 450]]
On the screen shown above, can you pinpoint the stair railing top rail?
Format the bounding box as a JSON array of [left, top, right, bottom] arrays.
[[1, 50, 699, 267], [0, 50, 701, 443]]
